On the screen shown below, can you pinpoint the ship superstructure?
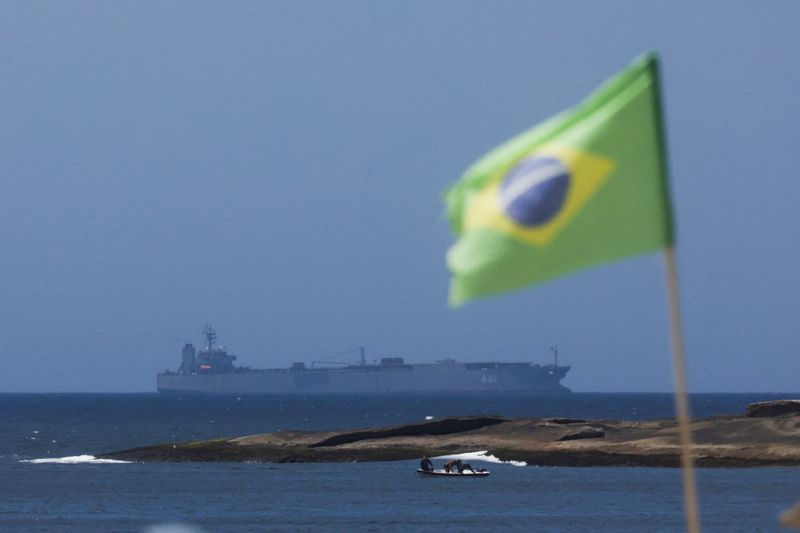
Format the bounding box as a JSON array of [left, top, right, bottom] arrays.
[[158, 325, 571, 394], [179, 324, 237, 375]]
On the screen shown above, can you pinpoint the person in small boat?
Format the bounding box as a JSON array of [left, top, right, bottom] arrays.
[[443, 459, 459, 473], [420, 456, 434, 472], [457, 462, 476, 473]]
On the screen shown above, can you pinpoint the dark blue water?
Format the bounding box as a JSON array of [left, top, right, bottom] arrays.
[[2, 393, 798, 531]]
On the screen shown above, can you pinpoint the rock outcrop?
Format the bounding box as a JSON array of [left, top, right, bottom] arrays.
[[100, 403, 800, 468], [557, 426, 606, 441], [746, 400, 800, 418]]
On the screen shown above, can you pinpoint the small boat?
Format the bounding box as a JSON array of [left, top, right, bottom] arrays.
[[416, 468, 490, 477]]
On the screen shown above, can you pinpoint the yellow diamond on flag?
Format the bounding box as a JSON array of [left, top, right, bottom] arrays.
[[464, 144, 615, 247]]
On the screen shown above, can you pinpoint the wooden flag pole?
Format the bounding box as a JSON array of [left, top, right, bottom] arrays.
[[664, 246, 701, 533]]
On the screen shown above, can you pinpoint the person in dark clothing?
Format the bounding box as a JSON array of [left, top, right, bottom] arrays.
[[458, 462, 475, 473], [443, 459, 458, 473], [420, 456, 434, 472]]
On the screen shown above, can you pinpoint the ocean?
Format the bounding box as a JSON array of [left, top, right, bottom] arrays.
[[1, 392, 798, 532]]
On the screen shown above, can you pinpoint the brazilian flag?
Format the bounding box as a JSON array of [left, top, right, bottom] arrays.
[[445, 53, 674, 305]]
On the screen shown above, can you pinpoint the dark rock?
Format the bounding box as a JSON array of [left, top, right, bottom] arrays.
[[746, 400, 800, 418], [546, 418, 587, 425], [310, 416, 507, 447], [557, 426, 605, 441]]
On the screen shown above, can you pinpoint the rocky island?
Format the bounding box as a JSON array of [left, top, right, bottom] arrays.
[[100, 400, 800, 467]]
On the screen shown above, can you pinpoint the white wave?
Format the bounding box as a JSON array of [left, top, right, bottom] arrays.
[[142, 524, 206, 533], [432, 450, 527, 467], [21, 454, 130, 464]]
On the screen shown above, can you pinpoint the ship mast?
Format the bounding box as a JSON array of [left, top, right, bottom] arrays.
[[551, 345, 559, 367], [203, 323, 217, 353]]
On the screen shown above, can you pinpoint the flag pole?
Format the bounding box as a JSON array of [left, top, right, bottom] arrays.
[[664, 245, 701, 533]]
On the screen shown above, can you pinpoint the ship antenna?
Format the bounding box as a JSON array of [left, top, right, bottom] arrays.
[[551, 345, 558, 367], [203, 323, 216, 352]]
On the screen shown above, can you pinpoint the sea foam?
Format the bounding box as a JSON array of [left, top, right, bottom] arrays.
[[21, 454, 131, 464], [432, 450, 527, 467]]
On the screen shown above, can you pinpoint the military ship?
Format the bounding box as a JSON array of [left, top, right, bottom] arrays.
[[157, 325, 571, 394]]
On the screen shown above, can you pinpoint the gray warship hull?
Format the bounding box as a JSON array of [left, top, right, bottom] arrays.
[[157, 361, 570, 394]]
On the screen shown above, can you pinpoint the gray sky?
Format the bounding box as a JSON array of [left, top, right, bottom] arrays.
[[2, 1, 798, 392]]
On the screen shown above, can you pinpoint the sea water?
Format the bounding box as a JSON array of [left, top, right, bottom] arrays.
[[1, 393, 798, 532]]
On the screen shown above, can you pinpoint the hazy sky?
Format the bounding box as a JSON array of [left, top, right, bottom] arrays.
[[2, 1, 798, 393]]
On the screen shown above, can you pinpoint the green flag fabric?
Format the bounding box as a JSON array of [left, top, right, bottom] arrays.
[[445, 53, 674, 306]]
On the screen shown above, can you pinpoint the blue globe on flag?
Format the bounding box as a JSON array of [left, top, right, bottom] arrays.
[[498, 156, 570, 227]]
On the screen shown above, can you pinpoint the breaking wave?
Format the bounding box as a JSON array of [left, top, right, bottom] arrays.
[[21, 454, 131, 464], [432, 450, 527, 466]]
